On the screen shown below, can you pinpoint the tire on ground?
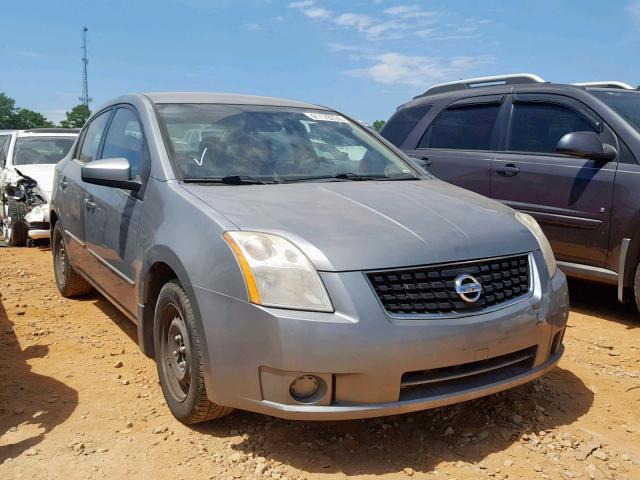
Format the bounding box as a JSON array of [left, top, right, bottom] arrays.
[[4, 198, 29, 247], [154, 280, 233, 424], [52, 221, 93, 297]]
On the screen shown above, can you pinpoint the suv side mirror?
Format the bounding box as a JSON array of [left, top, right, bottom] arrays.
[[556, 131, 617, 161], [81, 158, 141, 191]]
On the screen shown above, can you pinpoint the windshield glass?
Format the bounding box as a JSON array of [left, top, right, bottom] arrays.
[[592, 90, 640, 132], [156, 104, 418, 182], [13, 136, 75, 165]]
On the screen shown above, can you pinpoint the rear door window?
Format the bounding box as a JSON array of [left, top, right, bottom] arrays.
[[508, 103, 598, 154], [381, 104, 431, 147], [418, 104, 501, 150]]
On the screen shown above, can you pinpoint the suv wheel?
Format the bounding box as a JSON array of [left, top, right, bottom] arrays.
[[52, 221, 93, 297], [154, 280, 233, 424], [2, 198, 28, 246], [633, 263, 640, 314]]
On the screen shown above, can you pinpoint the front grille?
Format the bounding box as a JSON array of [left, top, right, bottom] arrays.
[[399, 346, 537, 401], [367, 254, 530, 315]]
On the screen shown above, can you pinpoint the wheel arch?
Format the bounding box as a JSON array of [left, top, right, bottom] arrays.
[[137, 246, 209, 373], [618, 217, 640, 303]]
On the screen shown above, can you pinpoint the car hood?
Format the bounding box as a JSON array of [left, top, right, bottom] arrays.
[[13, 164, 55, 201], [184, 179, 539, 272]]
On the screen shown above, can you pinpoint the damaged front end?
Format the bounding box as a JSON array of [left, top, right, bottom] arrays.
[[3, 169, 51, 240]]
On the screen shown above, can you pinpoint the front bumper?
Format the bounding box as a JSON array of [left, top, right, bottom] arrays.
[[193, 250, 569, 420], [25, 203, 50, 240]]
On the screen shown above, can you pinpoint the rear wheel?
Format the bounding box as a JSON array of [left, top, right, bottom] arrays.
[[154, 280, 233, 424], [52, 221, 93, 297], [2, 198, 28, 247]]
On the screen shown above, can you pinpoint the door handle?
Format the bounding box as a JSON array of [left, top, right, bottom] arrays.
[[59, 176, 68, 190], [495, 164, 520, 177], [410, 155, 432, 167], [84, 197, 96, 212]]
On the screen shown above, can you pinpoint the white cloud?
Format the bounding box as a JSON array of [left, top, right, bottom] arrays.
[[627, 1, 640, 25], [336, 13, 374, 32], [288, 2, 494, 87], [243, 21, 262, 31], [288, 1, 331, 19], [344, 52, 490, 88], [384, 5, 437, 19]]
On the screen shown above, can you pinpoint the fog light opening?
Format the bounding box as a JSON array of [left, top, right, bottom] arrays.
[[289, 375, 324, 403]]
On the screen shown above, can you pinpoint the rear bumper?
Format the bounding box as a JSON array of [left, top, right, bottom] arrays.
[[192, 250, 569, 420]]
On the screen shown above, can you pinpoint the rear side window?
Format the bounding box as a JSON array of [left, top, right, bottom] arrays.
[[79, 110, 111, 163], [418, 104, 501, 150], [381, 104, 431, 147], [101, 108, 147, 177], [508, 103, 598, 154]]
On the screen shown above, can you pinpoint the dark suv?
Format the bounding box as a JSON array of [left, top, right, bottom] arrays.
[[382, 74, 640, 311]]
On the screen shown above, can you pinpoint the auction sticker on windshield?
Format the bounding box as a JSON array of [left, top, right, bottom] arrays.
[[304, 112, 349, 123]]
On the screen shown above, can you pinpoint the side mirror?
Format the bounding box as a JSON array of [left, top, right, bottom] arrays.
[[556, 131, 617, 161], [81, 158, 140, 191]]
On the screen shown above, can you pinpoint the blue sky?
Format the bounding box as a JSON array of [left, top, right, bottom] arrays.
[[1, 0, 638, 124]]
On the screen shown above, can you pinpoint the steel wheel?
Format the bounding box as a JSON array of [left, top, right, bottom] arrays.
[[2, 201, 12, 244], [53, 230, 68, 286], [160, 305, 192, 402]]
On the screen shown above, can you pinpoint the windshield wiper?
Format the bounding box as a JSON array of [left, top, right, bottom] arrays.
[[182, 175, 276, 185], [378, 172, 420, 181], [281, 172, 418, 183]]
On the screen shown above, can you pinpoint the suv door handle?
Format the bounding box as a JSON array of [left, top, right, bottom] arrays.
[[84, 197, 96, 212], [59, 176, 68, 190], [495, 164, 520, 177], [410, 155, 432, 167]]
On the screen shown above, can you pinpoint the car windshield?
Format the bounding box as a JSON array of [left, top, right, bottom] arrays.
[[13, 136, 75, 165], [592, 90, 640, 132], [156, 104, 419, 183]]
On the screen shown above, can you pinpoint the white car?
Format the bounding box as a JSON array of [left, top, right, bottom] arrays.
[[0, 128, 78, 246]]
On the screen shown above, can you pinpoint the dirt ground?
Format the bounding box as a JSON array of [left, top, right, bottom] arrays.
[[0, 247, 638, 480]]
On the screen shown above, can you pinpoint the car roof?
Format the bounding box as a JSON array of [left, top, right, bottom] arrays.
[[16, 129, 79, 138], [142, 92, 329, 110], [400, 81, 638, 110]]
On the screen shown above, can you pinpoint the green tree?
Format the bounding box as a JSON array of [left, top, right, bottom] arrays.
[[372, 120, 386, 132], [0, 93, 17, 128], [13, 108, 54, 129], [60, 104, 91, 128]]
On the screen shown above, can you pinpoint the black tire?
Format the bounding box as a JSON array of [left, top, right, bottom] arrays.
[[154, 280, 233, 424], [634, 263, 640, 315], [52, 221, 93, 297], [2, 198, 28, 247]]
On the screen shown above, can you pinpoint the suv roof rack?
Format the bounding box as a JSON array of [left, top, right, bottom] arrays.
[[572, 81, 635, 90], [24, 128, 81, 134], [416, 73, 546, 98]]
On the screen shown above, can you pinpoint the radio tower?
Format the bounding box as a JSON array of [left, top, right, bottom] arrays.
[[79, 26, 92, 107]]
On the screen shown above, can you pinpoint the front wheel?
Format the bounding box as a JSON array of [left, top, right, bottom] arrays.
[[154, 280, 233, 424], [633, 263, 640, 315], [2, 198, 28, 246]]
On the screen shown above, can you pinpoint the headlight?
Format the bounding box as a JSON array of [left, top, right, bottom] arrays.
[[223, 231, 333, 312], [515, 212, 557, 277]]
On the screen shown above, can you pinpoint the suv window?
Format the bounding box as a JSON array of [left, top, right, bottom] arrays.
[[79, 110, 111, 163], [418, 104, 500, 150], [381, 104, 431, 147], [508, 103, 598, 154], [101, 108, 146, 177]]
